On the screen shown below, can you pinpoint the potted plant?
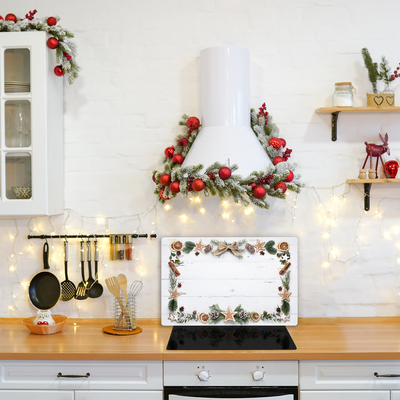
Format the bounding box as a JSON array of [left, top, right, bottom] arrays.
[[361, 48, 398, 107]]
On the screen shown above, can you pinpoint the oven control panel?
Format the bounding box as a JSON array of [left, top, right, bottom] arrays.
[[164, 361, 298, 387]]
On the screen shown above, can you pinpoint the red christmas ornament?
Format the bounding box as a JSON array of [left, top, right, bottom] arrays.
[[63, 52, 72, 61], [253, 186, 267, 199], [0, 16, 3, 21], [285, 170, 294, 182], [385, 160, 399, 178], [5, 13, 17, 23], [152, 174, 158, 184], [54, 65, 64, 77], [159, 174, 171, 186], [280, 138, 286, 148], [192, 179, 205, 192], [164, 146, 175, 158], [172, 153, 184, 164], [274, 182, 287, 194], [47, 16, 57, 26], [169, 181, 181, 193], [46, 37, 59, 49], [273, 156, 283, 165], [219, 167, 231, 180], [160, 189, 171, 201], [249, 182, 256, 188], [186, 116, 200, 131], [268, 137, 282, 150]]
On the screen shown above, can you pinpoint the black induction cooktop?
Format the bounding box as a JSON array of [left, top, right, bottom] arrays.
[[166, 325, 296, 351]]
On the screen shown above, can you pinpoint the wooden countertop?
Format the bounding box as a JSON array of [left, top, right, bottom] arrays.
[[1, 317, 400, 361]]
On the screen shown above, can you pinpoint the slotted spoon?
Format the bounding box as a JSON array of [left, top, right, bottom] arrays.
[[60, 241, 76, 301]]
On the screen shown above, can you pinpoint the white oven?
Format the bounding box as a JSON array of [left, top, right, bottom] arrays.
[[164, 361, 298, 400]]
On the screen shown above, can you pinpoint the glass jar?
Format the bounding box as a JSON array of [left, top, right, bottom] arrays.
[[117, 234, 125, 260], [109, 234, 117, 261], [333, 82, 355, 107], [125, 234, 133, 261]]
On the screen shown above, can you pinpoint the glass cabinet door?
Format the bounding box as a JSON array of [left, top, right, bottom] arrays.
[[4, 48, 30, 93], [5, 100, 31, 148], [5, 153, 32, 199]]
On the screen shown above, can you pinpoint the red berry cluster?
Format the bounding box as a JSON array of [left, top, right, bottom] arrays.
[[178, 138, 189, 146], [24, 9, 37, 20], [256, 174, 274, 185], [391, 64, 400, 81], [207, 173, 215, 180], [187, 177, 194, 191], [258, 102, 269, 125], [282, 148, 292, 161]]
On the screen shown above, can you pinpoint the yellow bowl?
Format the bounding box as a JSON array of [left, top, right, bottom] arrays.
[[22, 315, 67, 335]]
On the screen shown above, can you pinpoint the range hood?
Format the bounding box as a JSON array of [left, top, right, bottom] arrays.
[[181, 47, 272, 176]]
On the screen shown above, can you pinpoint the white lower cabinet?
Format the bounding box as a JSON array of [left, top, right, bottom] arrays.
[[0, 391, 74, 400], [300, 361, 400, 400], [0, 360, 163, 400]]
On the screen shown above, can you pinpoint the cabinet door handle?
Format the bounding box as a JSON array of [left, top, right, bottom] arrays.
[[57, 372, 90, 378], [374, 372, 400, 378]]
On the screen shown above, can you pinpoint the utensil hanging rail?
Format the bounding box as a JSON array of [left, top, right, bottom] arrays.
[[27, 233, 157, 240]]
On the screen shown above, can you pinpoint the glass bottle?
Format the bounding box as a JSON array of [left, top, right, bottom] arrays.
[[333, 82, 355, 107], [125, 235, 133, 260], [109, 234, 117, 261], [117, 234, 125, 260]]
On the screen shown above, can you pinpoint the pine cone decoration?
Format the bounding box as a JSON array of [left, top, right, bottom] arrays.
[[268, 137, 282, 150], [239, 311, 248, 320], [204, 244, 213, 253], [210, 310, 219, 320]]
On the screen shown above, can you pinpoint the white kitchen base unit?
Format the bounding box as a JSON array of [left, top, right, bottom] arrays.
[[300, 391, 390, 400], [0, 360, 162, 399], [0, 391, 74, 400], [299, 360, 400, 400]]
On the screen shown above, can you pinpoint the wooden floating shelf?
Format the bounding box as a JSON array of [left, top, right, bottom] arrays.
[[315, 107, 400, 141], [316, 107, 400, 114], [346, 178, 400, 211]]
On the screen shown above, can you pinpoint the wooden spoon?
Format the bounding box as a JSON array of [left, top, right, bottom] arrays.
[[105, 276, 130, 328], [117, 274, 128, 302]]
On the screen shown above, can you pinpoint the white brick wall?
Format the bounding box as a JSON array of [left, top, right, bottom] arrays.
[[2, 0, 400, 319]]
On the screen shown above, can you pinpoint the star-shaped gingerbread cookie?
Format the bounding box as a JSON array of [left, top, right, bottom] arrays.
[[195, 240, 206, 252], [278, 288, 292, 302], [168, 313, 179, 322], [254, 239, 265, 252], [168, 287, 184, 300], [221, 306, 237, 323]]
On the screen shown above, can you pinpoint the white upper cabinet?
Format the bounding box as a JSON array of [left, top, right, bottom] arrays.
[[0, 31, 63, 215]]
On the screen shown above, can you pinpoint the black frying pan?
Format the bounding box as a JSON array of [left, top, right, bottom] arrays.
[[28, 242, 61, 310]]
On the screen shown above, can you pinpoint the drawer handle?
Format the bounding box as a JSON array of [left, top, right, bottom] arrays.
[[57, 373, 90, 379], [374, 372, 400, 378]]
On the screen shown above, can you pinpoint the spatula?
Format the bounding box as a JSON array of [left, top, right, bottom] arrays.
[[60, 241, 76, 301], [105, 276, 130, 327]]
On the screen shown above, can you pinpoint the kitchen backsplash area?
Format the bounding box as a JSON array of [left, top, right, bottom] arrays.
[[1, 0, 400, 319]]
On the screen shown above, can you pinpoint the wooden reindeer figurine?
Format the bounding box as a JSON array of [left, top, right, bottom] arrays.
[[362, 133, 390, 179]]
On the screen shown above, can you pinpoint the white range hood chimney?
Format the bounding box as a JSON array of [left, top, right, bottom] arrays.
[[182, 46, 272, 176]]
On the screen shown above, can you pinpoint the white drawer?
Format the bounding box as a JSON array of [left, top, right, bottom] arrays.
[[300, 391, 390, 400], [0, 391, 74, 400], [75, 390, 163, 400], [164, 361, 298, 387], [0, 360, 162, 390], [300, 361, 400, 390]]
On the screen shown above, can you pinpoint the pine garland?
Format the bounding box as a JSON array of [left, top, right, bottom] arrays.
[[153, 104, 304, 209], [0, 12, 79, 84]]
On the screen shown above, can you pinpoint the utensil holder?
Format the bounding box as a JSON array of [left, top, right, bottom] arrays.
[[113, 293, 136, 331]]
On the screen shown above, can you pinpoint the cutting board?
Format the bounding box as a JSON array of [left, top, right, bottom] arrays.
[[161, 237, 298, 326]]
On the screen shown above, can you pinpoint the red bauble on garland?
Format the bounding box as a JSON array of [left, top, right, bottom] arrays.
[[172, 153, 184, 164], [192, 179, 205, 192], [285, 170, 294, 182], [159, 174, 171, 186], [273, 156, 283, 165], [164, 146, 175, 158], [187, 116, 200, 131], [280, 138, 286, 148], [274, 182, 287, 194], [0, 16, 4, 21], [249, 182, 256, 189], [169, 181, 181, 193], [219, 167, 231, 180], [54, 65, 64, 77], [5, 13, 17, 23], [46, 37, 59, 49], [253, 186, 267, 199], [268, 137, 282, 150], [160, 189, 171, 201], [152, 174, 158, 184], [47, 16, 57, 26]]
